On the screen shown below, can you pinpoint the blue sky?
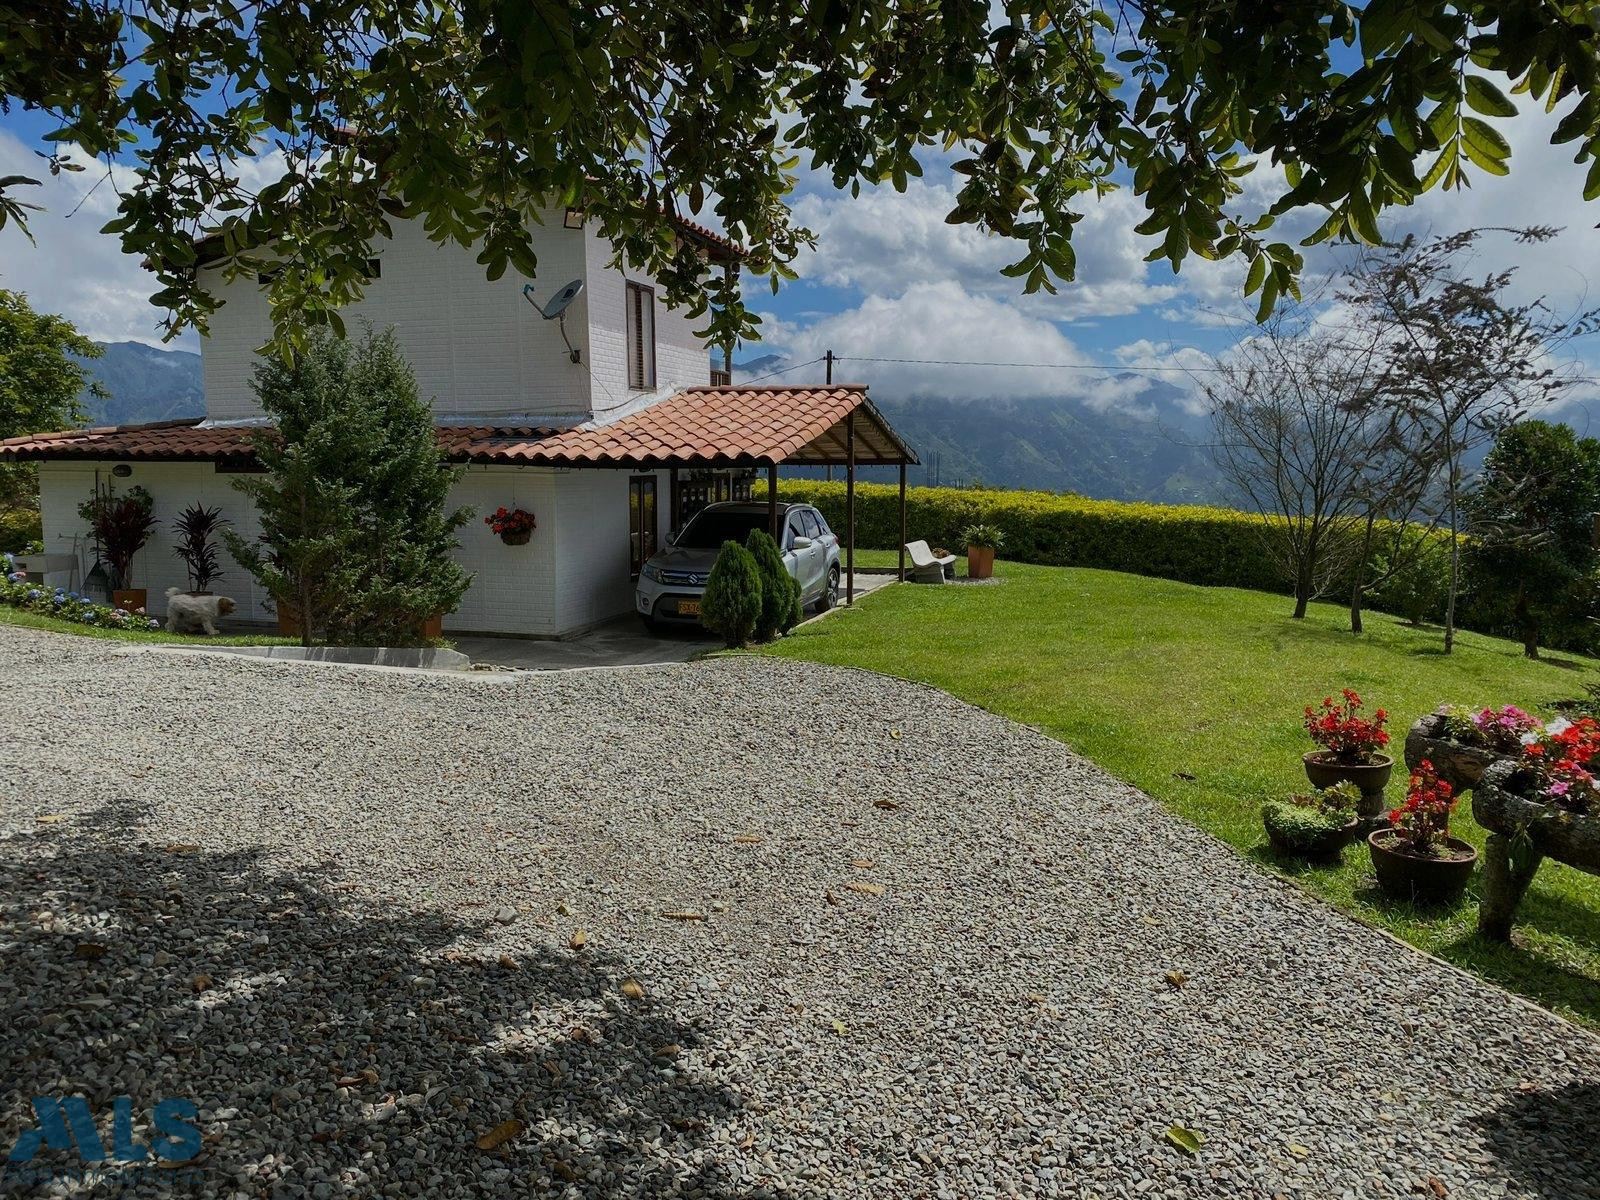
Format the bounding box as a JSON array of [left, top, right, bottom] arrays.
[[4, 98, 1600, 415]]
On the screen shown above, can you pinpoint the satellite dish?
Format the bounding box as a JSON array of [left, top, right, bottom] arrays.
[[523, 280, 585, 363]]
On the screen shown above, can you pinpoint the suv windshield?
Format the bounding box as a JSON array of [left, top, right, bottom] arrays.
[[676, 510, 768, 550]]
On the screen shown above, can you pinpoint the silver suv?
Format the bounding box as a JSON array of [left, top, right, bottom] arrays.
[[635, 501, 842, 631]]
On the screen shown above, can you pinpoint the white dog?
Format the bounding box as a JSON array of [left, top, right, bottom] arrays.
[[165, 587, 238, 636]]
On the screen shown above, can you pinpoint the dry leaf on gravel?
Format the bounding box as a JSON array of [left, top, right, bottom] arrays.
[[620, 979, 646, 1000], [498, 954, 518, 971], [873, 799, 900, 811], [163, 843, 200, 854], [568, 929, 587, 950], [35, 813, 65, 824], [845, 882, 885, 897], [192, 973, 214, 993], [1164, 970, 1188, 989], [1426, 1178, 1448, 1198], [733, 834, 762, 845], [1165, 1125, 1205, 1156], [73, 942, 107, 960], [661, 910, 706, 921], [653, 1043, 680, 1060], [851, 858, 875, 869], [475, 1119, 524, 1152]]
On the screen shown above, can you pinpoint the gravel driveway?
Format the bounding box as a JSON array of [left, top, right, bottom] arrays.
[[1, 624, 1597, 1199]]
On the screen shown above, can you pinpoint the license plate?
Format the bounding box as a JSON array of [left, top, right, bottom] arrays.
[[677, 599, 701, 616]]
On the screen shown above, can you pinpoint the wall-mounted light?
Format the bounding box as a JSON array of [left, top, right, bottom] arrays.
[[563, 207, 585, 230], [111, 464, 132, 478]]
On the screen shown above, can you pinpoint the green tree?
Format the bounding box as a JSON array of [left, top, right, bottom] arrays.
[[0, 289, 101, 550], [6, 3, 1600, 353], [1465, 420, 1600, 659], [744, 526, 801, 643], [701, 539, 762, 649], [223, 328, 472, 646]]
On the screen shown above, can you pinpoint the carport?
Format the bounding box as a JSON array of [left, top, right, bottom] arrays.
[[457, 383, 920, 604]]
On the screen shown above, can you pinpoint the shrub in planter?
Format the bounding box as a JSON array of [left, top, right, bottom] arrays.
[[172, 504, 229, 593], [960, 523, 1005, 580], [745, 527, 800, 642], [1261, 781, 1362, 861], [1302, 689, 1393, 819], [701, 540, 762, 648], [1368, 759, 1477, 904]]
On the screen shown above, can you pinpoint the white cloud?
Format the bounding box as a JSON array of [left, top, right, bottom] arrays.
[[764, 279, 1162, 406], [791, 179, 1179, 319], [0, 131, 189, 348]]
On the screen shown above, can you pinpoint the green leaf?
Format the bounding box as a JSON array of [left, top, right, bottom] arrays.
[[1165, 1126, 1206, 1156], [1465, 76, 1517, 118], [1243, 253, 1267, 297], [1461, 117, 1511, 173]]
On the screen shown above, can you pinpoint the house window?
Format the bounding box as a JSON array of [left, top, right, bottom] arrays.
[[625, 282, 656, 390], [629, 475, 658, 576]]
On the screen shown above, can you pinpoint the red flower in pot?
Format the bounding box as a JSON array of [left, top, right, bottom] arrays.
[[1302, 689, 1394, 820], [1368, 759, 1477, 904]]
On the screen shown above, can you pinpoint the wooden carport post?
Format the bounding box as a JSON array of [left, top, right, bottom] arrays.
[[898, 461, 907, 581], [767, 462, 779, 540], [846, 412, 856, 605]]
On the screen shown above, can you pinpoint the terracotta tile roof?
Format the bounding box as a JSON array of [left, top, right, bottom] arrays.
[[0, 386, 916, 468]]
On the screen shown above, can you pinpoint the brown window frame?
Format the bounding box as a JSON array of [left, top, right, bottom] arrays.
[[625, 281, 657, 390], [629, 475, 658, 577]]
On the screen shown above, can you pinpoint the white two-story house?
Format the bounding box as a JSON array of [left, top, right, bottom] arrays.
[[4, 206, 915, 637]]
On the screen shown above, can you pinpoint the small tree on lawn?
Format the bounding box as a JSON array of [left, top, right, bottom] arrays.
[[1465, 420, 1600, 659], [225, 328, 471, 646], [1341, 228, 1600, 652], [745, 527, 800, 643], [701, 540, 762, 648]]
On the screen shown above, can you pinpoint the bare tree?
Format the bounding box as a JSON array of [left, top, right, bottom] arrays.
[[1340, 228, 1598, 652], [1205, 312, 1383, 618]]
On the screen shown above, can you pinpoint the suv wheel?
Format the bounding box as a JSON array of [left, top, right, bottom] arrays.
[[819, 566, 840, 612]]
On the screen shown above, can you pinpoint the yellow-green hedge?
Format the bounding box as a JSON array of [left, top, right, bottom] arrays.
[[766, 480, 1285, 592]]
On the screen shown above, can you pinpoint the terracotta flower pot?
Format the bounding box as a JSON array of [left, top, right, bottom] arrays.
[[112, 588, 147, 613], [967, 545, 995, 579], [1367, 829, 1478, 905], [418, 612, 444, 639], [1303, 751, 1393, 820], [500, 528, 532, 546], [275, 606, 303, 637]]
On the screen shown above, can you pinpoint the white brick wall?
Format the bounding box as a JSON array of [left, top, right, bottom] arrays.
[[35, 461, 669, 637], [200, 211, 715, 424]]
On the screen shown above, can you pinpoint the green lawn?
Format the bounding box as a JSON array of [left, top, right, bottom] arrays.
[[0, 604, 297, 646], [766, 560, 1600, 1026]]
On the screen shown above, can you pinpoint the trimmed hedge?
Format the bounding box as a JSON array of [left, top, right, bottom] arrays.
[[769, 479, 1285, 592]]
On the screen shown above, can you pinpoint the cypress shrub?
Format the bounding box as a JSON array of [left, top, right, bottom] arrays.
[[701, 540, 762, 648], [744, 527, 796, 642]]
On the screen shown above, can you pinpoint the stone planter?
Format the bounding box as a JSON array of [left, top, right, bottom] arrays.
[[1264, 813, 1361, 863], [1302, 751, 1393, 822], [1472, 759, 1600, 941], [1403, 709, 1519, 794], [1368, 829, 1478, 905]]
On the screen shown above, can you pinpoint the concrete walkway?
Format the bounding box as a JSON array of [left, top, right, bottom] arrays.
[[459, 571, 899, 670]]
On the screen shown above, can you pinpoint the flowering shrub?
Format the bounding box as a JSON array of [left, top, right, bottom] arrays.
[[485, 507, 536, 538], [1304, 689, 1390, 763], [1441, 704, 1540, 753], [1389, 760, 1458, 856], [1521, 717, 1600, 814], [1, 553, 162, 633]]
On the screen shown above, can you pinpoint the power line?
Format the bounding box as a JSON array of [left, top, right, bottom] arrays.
[[739, 355, 825, 384], [833, 354, 1228, 374]]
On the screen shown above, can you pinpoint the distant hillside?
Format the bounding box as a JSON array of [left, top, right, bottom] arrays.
[[76, 341, 204, 426], [736, 357, 1222, 502]]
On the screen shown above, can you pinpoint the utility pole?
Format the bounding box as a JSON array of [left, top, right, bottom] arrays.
[[825, 350, 835, 483]]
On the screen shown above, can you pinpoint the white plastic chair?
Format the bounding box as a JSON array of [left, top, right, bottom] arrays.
[[904, 539, 955, 584]]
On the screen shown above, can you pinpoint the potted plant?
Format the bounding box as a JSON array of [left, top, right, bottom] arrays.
[[77, 482, 157, 612], [1302, 689, 1393, 821], [1368, 759, 1477, 903], [1261, 781, 1362, 862], [960, 523, 1004, 580], [172, 504, 229, 594], [486, 506, 536, 545], [1473, 716, 1600, 939], [1403, 704, 1539, 793]]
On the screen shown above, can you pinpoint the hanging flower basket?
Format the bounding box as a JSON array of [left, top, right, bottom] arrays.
[[486, 506, 535, 546]]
